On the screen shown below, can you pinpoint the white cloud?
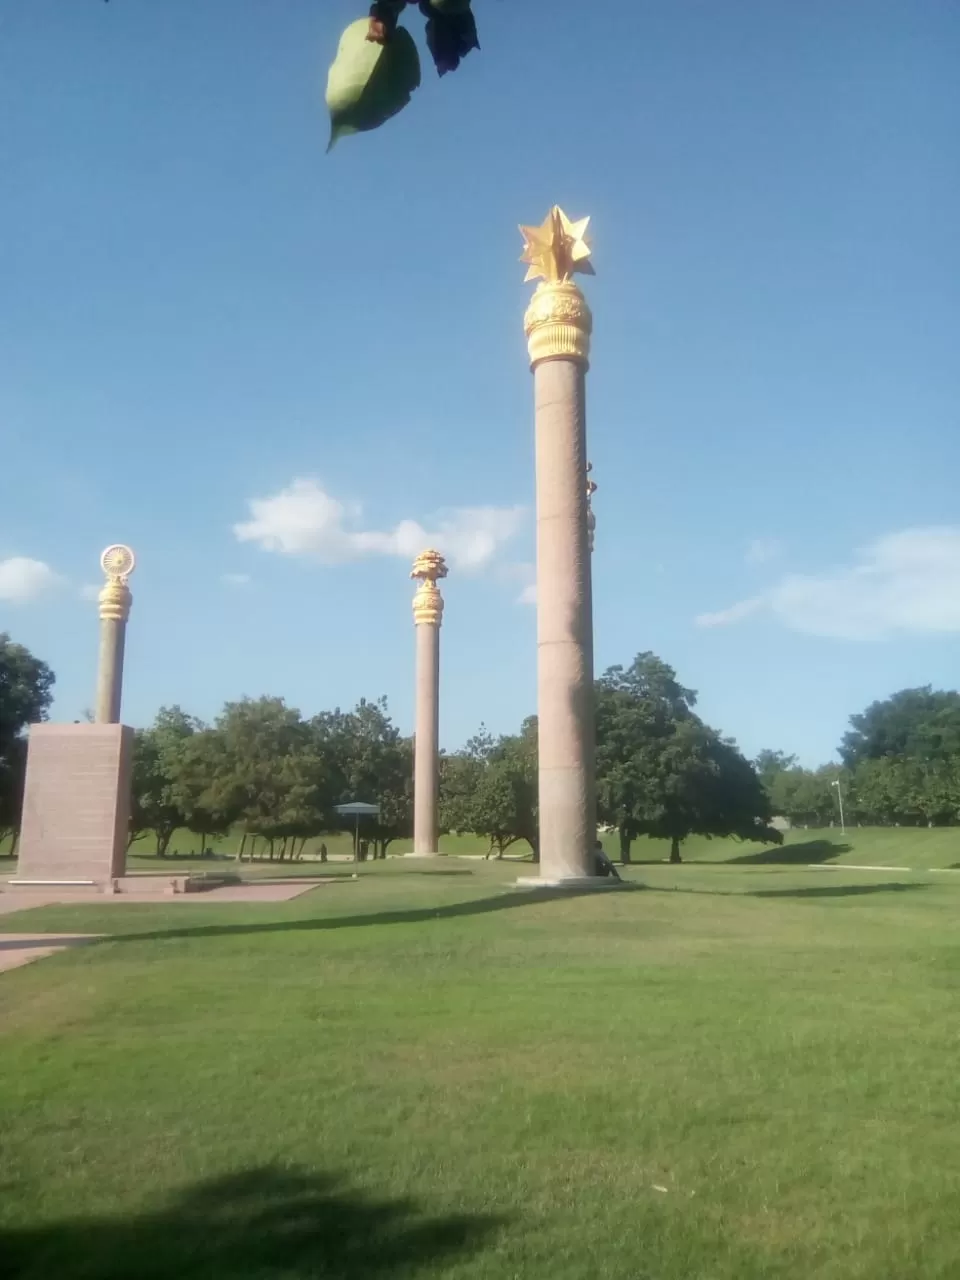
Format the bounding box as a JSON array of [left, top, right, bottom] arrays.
[[234, 478, 525, 574], [221, 572, 252, 588], [696, 527, 960, 640], [0, 557, 60, 603], [79, 583, 101, 602], [745, 537, 782, 566], [695, 596, 764, 628], [497, 560, 537, 605]]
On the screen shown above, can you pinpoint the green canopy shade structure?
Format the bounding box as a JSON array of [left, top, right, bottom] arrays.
[[334, 802, 381, 874]]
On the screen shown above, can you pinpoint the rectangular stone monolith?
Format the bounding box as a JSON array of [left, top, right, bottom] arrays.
[[11, 723, 134, 887]]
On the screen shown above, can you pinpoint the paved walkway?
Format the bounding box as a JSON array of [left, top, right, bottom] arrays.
[[0, 880, 337, 975], [0, 875, 340, 972], [0, 879, 332, 918], [0, 933, 102, 974]]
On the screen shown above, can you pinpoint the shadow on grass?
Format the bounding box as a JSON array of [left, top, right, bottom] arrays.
[[104, 884, 644, 946], [725, 839, 852, 866], [2, 1166, 505, 1280], [645, 882, 925, 902], [616, 841, 853, 868], [407, 869, 475, 877], [750, 882, 926, 900]]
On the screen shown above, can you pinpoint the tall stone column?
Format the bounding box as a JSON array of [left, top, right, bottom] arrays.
[[95, 545, 136, 724], [12, 542, 137, 889], [410, 550, 448, 856], [520, 207, 598, 883]]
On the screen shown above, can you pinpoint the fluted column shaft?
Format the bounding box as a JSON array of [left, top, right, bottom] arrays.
[[95, 615, 128, 724], [410, 550, 447, 858], [533, 357, 596, 880], [520, 210, 598, 884], [413, 620, 441, 854], [96, 571, 133, 725]]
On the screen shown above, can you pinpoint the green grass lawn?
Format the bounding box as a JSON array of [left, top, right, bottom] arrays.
[[127, 822, 960, 869], [2, 846, 960, 1278], [5, 824, 960, 873], [658, 824, 960, 869]]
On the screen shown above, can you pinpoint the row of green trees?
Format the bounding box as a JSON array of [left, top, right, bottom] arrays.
[[0, 635, 55, 849], [0, 634, 777, 863], [128, 652, 782, 864], [127, 697, 411, 860], [4, 630, 958, 860], [756, 688, 960, 829]]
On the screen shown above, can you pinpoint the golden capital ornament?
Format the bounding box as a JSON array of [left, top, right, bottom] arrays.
[[411, 549, 448, 628], [98, 544, 135, 622], [520, 206, 594, 369]]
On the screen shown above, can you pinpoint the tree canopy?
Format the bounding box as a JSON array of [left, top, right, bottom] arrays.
[[118, 695, 414, 860], [0, 633, 54, 757], [441, 719, 539, 861], [4, 626, 959, 863], [0, 634, 54, 851], [595, 653, 779, 862], [758, 685, 960, 831], [841, 687, 960, 769]]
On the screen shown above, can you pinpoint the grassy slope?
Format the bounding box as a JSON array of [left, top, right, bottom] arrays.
[[672, 825, 960, 869], [2, 855, 960, 1279], [5, 825, 956, 876], [126, 823, 960, 869]]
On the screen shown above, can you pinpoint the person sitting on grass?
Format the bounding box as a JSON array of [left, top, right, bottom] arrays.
[[594, 841, 622, 881]]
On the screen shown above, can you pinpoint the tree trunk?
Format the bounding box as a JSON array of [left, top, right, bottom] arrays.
[[238, 831, 247, 862], [669, 835, 682, 864], [10, 828, 19, 856], [618, 827, 632, 864]]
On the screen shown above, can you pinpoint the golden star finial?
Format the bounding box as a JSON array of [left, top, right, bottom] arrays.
[[519, 206, 595, 284]]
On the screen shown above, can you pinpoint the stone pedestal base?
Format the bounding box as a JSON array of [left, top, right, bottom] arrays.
[[11, 724, 134, 888], [403, 852, 437, 859], [515, 876, 625, 890]]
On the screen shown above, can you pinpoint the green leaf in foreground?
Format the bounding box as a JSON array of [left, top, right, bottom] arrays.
[[325, 18, 422, 151]]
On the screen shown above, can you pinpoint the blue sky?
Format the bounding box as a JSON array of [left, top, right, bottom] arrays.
[[1, 0, 958, 766]]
